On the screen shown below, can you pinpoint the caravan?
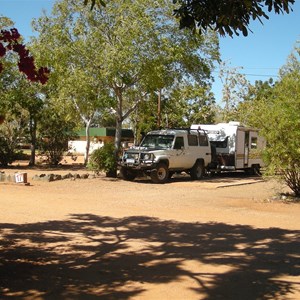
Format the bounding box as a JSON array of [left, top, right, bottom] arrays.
[[191, 122, 265, 174]]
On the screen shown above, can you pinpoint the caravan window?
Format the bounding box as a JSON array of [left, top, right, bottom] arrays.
[[251, 137, 258, 149], [210, 137, 228, 148]]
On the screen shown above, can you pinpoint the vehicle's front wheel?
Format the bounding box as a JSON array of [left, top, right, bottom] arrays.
[[150, 163, 169, 184], [120, 167, 137, 181], [190, 160, 205, 180]]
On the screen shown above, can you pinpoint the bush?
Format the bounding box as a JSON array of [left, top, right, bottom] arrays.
[[261, 73, 300, 197], [88, 143, 117, 177], [37, 110, 77, 165], [0, 119, 24, 166]]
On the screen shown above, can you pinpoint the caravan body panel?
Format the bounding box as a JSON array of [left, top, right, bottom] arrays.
[[191, 122, 265, 171]]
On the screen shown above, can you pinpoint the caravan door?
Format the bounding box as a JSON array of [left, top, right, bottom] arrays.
[[235, 129, 248, 169]]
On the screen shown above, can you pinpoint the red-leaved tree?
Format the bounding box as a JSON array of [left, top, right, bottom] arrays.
[[0, 28, 49, 84]]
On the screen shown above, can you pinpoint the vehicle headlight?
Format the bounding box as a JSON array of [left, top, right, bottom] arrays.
[[144, 153, 153, 160]]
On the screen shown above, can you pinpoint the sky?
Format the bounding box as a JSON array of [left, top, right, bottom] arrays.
[[1, 0, 300, 104]]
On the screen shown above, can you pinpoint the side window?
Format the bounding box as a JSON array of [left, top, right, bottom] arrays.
[[188, 134, 198, 146], [251, 137, 258, 149], [199, 134, 209, 146], [174, 137, 184, 149]]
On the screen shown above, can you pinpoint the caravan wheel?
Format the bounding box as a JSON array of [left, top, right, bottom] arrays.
[[246, 165, 262, 176], [253, 164, 262, 176]]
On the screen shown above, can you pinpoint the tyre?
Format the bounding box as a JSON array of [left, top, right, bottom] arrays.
[[120, 167, 136, 181], [190, 160, 205, 180], [150, 163, 169, 183], [252, 164, 262, 176], [244, 164, 261, 176]]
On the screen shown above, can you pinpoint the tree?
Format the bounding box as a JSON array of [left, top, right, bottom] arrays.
[[235, 43, 300, 197], [9, 80, 45, 166], [32, 1, 113, 165], [35, 0, 219, 174], [173, 0, 295, 36], [0, 17, 49, 156], [260, 72, 300, 196], [58, 69, 112, 165], [236, 78, 275, 127], [0, 113, 25, 166], [161, 82, 216, 127], [0, 19, 49, 83], [218, 61, 250, 122], [38, 107, 78, 165], [279, 41, 300, 77], [85, 0, 295, 37]]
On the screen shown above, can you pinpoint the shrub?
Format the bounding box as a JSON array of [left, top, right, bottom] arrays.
[[88, 143, 117, 177], [37, 110, 77, 165], [0, 119, 24, 166]]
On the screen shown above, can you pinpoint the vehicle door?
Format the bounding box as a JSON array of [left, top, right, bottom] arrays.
[[168, 135, 189, 169]]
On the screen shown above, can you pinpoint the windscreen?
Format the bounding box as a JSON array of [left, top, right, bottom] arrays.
[[140, 134, 174, 149]]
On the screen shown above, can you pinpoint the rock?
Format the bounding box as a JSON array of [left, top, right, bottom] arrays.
[[6, 174, 13, 182], [0, 172, 5, 182], [62, 173, 71, 179], [32, 175, 40, 181], [54, 174, 62, 181], [46, 174, 55, 182]]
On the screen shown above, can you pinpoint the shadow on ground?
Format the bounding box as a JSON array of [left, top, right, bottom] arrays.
[[135, 171, 265, 185], [0, 215, 299, 299]]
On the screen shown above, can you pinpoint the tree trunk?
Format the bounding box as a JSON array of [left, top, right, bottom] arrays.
[[157, 89, 162, 128], [84, 119, 92, 166], [115, 117, 122, 156], [29, 117, 37, 166], [111, 87, 124, 178]]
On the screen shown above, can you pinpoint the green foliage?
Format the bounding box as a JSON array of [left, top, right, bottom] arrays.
[[218, 61, 250, 122], [238, 71, 300, 196], [88, 143, 117, 177], [38, 109, 78, 165], [235, 40, 300, 197], [260, 72, 300, 196], [236, 79, 275, 127], [85, 0, 295, 37], [170, 83, 216, 125], [32, 0, 219, 156], [173, 0, 295, 37], [279, 41, 300, 77], [0, 117, 24, 166]]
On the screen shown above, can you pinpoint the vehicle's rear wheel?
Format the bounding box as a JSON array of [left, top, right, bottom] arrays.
[[120, 167, 136, 181], [190, 160, 205, 180], [150, 163, 169, 183]]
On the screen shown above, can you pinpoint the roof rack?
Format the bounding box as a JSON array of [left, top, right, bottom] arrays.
[[168, 127, 191, 133], [166, 127, 206, 135]]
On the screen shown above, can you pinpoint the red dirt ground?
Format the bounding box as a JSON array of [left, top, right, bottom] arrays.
[[0, 159, 299, 299]]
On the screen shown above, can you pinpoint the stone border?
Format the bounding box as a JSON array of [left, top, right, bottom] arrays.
[[32, 173, 95, 182], [0, 171, 28, 183], [0, 171, 95, 183]]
